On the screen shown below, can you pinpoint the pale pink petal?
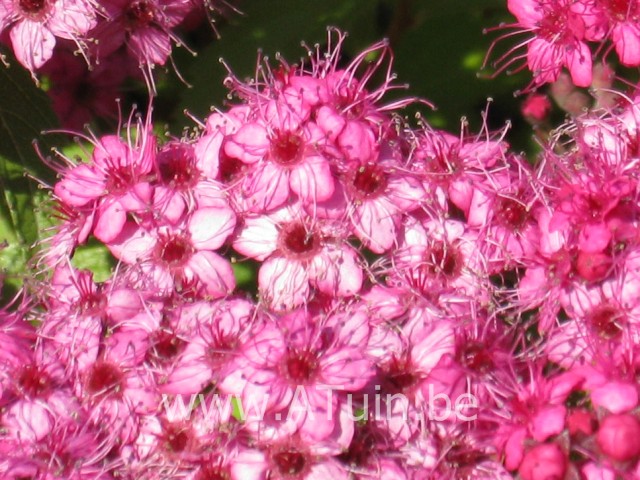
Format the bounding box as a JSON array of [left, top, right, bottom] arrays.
[[310, 246, 362, 296], [337, 120, 376, 162], [194, 132, 222, 178], [352, 199, 398, 253], [107, 289, 143, 323], [242, 162, 290, 212], [290, 155, 335, 204], [188, 206, 236, 251], [591, 382, 638, 413], [54, 164, 105, 206], [94, 200, 127, 243], [48, 0, 96, 38], [411, 322, 455, 373], [107, 222, 157, 263], [225, 123, 269, 164], [613, 22, 640, 66], [229, 449, 267, 480], [566, 41, 593, 87], [232, 215, 279, 261], [188, 251, 235, 297], [258, 257, 309, 311], [315, 105, 346, 142], [507, 0, 543, 26], [10, 21, 56, 71], [531, 405, 567, 442]]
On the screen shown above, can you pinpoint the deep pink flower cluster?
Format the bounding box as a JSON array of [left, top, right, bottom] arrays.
[[5, 27, 640, 480], [489, 0, 640, 89]]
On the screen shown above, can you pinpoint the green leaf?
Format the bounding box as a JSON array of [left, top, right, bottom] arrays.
[[71, 238, 116, 283], [0, 51, 59, 295]]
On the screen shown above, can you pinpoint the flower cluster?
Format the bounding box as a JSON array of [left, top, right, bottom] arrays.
[[0, 0, 228, 126], [488, 0, 640, 89], [4, 17, 640, 480]]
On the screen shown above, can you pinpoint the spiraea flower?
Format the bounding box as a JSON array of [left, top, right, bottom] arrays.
[[0, 0, 96, 74]]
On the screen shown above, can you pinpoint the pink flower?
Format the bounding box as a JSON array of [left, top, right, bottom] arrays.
[[0, 0, 95, 74], [233, 203, 363, 311], [236, 309, 374, 442], [107, 206, 236, 298], [223, 101, 335, 212], [90, 0, 192, 76], [490, 0, 594, 87], [54, 122, 156, 243], [153, 298, 259, 395], [316, 142, 424, 254]]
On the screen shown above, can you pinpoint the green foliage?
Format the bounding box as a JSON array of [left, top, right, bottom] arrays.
[[0, 54, 58, 295]]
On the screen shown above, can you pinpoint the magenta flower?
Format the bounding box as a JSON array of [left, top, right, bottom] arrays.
[[54, 127, 156, 243], [107, 206, 236, 298], [237, 309, 374, 442], [0, 0, 95, 74], [224, 101, 335, 212], [233, 203, 363, 311], [491, 0, 594, 87], [90, 0, 192, 72]]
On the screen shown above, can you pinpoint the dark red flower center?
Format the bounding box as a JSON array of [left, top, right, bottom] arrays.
[[458, 342, 493, 373], [270, 130, 304, 166], [285, 349, 318, 383], [157, 145, 199, 189], [538, 6, 570, 42], [149, 330, 186, 363], [589, 305, 624, 339], [125, 0, 155, 28], [279, 222, 320, 260], [272, 449, 307, 476], [385, 355, 418, 393], [606, 0, 636, 19], [85, 361, 124, 396], [218, 153, 244, 182], [18, 0, 47, 15], [17, 364, 51, 397], [339, 424, 379, 467], [496, 196, 529, 231], [351, 163, 387, 199], [19, 0, 45, 12], [163, 423, 190, 453], [157, 234, 194, 267], [195, 465, 231, 480], [425, 241, 463, 279], [106, 165, 136, 193]]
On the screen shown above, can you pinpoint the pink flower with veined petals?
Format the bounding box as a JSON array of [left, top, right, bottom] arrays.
[[54, 122, 156, 243], [152, 141, 223, 223], [496, 369, 584, 471], [396, 217, 487, 298], [233, 202, 362, 311], [415, 125, 508, 216], [107, 205, 236, 298], [153, 298, 259, 395], [90, 0, 192, 72], [589, 0, 640, 66], [367, 312, 456, 404], [224, 100, 334, 212], [0, 0, 95, 74], [315, 142, 424, 254], [234, 309, 374, 443], [492, 0, 594, 87]]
